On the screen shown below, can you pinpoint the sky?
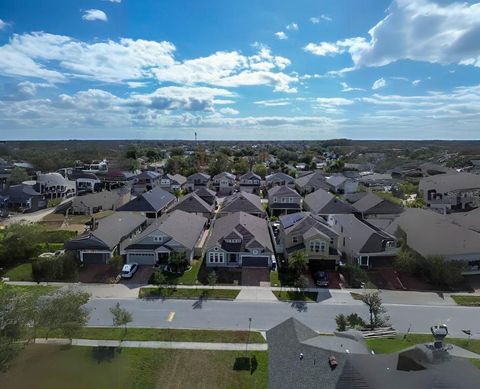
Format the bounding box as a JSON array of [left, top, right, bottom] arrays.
[[0, 0, 480, 140]]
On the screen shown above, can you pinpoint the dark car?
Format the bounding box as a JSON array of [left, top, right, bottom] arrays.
[[313, 271, 329, 287]]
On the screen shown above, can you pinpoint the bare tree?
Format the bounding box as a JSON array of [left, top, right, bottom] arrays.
[[360, 291, 389, 329]]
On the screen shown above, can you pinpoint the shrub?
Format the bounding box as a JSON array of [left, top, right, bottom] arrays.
[[346, 313, 366, 329], [341, 264, 368, 288], [335, 314, 347, 331], [32, 252, 79, 282], [149, 271, 166, 285]]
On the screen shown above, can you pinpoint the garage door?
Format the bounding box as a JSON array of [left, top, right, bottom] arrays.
[[82, 252, 109, 265], [241, 256, 269, 267], [127, 252, 156, 265]]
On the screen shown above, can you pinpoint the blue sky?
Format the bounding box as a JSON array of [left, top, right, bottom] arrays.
[[0, 0, 480, 140]]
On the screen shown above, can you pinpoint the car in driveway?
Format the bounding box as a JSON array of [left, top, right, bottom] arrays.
[[313, 271, 329, 287], [121, 263, 139, 279]]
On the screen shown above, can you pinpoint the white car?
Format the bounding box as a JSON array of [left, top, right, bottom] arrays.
[[121, 263, 139, 279]]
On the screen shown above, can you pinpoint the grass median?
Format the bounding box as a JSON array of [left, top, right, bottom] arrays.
[[451, 295, 480, 306], [35, 327, 266, 344], [139, 287, 240, 300], [273, 291, 318, 302]]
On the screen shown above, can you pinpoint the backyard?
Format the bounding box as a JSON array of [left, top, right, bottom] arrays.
[[0, 345, 268, 389]]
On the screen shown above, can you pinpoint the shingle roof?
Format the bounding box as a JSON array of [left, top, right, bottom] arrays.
[[118, 186, 175, 213], [326, 175, 347, 187], [168, 192, 213, 214], [240, 171, 261, 180], [170, 174, 187, 185], [207, 211, 273, 252], [72, 188, 128, 209], [187, 172, 211, 181], [194, 187, 216, 197], [352, 192, 403, 215], [295, 171, 329, 190], [304, 188, 353, 214], [135, 171, 161, 180], [221, 191, 264, 215], [283, 212, 338, 240], [267, 185, 300, 198], [65, 212, 146, 251], [266, 172, 295, 183], [213, 172, 236, 180], [419, 172, 480, 194]]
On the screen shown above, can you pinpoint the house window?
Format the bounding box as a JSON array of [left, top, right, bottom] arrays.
[[292, 236, 298, 244], [309, 240, 326, 253], [358, 256, 369, 267], [208, 252, 225, 264], [252, 249, 259, 255], [343, 237, 346, 247], [153, 236, 163, 242]]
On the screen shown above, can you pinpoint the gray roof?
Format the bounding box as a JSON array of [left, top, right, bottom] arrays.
[[170, 174, 187, 185], [126, 209, 206, 250], [267, 317, 480, 389], [135, 171, 161, 180], [207, 211, 273, 252], [326, 175, 347, 187], [118, 186, 175, 213], [387, 208, 480, 258], [266, 172, 295, 183], [65, 212, 146, 251], [282, 212, 338, 241], [419, 172, 480, 194], [221, 191, 264, 215], [304, 188, 353, 214], [267, 185, 301, 198], [213, 172, 236, 180], [240, 171, 261, 180], [71, 188, 129, 210], [194, 186, 216, 197], [295, 171, 329, 190], [353, 192, 403, 215], [168, 192, 213, 214], [449, 207, 480, 233], [187, 172, 211, 181]]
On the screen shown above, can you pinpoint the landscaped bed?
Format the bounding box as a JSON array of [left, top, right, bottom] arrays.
[[5, 263, 34, 281], [139, 287, 240, 300], [35, 327, 266, 344], [273, 291, 318, 302], [451, 295, 480, 306], [0, 345, 268, 389]]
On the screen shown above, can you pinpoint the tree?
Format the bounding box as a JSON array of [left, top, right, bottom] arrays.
[[36, 288, 90, 342], [207, 271, 217, 288], [173, 188, 183, 200], [360, 291, 389, 329], [335, 314, 347, 331], [109, 302, 133, 336], [252, 163, 267, 179], [288, 251, 308, 279], [9, 167, 29, 185], [294, 274, 309, 292], [0, 223, 44, 267], [233, 158, 249, 175], [169, 252, 188, 273], [346, 313, 366, 329]]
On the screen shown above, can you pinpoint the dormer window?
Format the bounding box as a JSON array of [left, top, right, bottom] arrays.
[[153, 236, 163, 242]]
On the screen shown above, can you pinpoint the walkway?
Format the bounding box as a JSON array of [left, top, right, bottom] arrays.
[[34, 337, 267, 351]]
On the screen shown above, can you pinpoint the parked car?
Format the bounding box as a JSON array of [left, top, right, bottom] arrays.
[[313, 271, 329, 287], [121, 263, 138, 279]]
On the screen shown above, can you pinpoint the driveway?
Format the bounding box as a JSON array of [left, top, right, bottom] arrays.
[[241, 268, 270, 286], [120, 265, 154, 286]]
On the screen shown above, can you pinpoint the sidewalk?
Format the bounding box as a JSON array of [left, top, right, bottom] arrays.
[[34, 337, 268, 351]]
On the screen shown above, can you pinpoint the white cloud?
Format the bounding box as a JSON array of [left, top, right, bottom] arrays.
[[306, 0, 480, 69], [254, 98, 292, 107], [103, 0, 121, 3], [315, 97, 354, 111], [304, 42, 340, 56], [310, 15, 332, 24], [275, 31, 288, 40], [82, 9, 108, 22], [372, 78, 386, 90], [340, 82, 365, 92], [0, 19, 8, 30], [219, 107, 239, 115], [412, 79, 421, 86], [286, 22, 298, 31]]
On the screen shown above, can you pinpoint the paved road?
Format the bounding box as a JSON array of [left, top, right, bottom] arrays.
[[87, 298, 480, 338]]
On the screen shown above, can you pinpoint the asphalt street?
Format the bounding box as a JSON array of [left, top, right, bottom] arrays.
[[87, 298, 480, 338]]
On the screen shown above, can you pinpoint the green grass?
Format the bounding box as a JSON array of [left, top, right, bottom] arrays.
[[451, 295, 480, 306], [350, 292, 363, 300], [162, 259, 203, 285], [36, 327, 266, 344], [367, 334, 480, 355], [273, 291, 318, 302], [37, 242, 65, 252], [0, 345, 268, 389], [0, 283, 60, 301], [269, 271, 280, 286], [5, 263, 33, 281], [139, 287, 240, 300]]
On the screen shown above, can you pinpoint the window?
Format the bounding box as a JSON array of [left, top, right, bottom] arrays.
[[225, 238, 241, 243], [292, 236, 298, 244], [252, 249, 259, 255], [309, 240, 326, 253], [358, 256, 369, 267], [153, 236, 163, 242], [341, 226, 344, 233], [208, 252, 225, 264]]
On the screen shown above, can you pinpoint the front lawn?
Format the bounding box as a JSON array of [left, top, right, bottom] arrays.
[[139, 287, 240, 300], [36, 327, 266, 344], [451, 295, 480, 306], [273, 290, 318, 302], [5, 263, 33, 281], [0, 345, 268, 389], [0, 283, 60, 302], [162, 259, 202, 285], [269, 271, 280, 287]]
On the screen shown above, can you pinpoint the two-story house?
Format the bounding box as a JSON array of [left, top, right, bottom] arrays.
[[185, 172, 211, 192], [265, 172, 295, 189], [124, 209, 207, 265], [218, 191, 265, 218], [267, 185, 302, 216], [212, 172, 236, 195], [159, 173, 187, 193], [205, 211, 274, 269], [326, 175, 358, 195], [132, 171, 161, 194], [239, 171, 261, 194], [352, 192, 403, 222], [70, 187, 131, 215], [295, 171, 330, 195], [168, 192, 214, 219], [304, 188, 354, 215], [328, 213, 397, 268], [277, 212, 340, 269]]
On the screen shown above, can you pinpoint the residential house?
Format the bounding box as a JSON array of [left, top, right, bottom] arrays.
[[205, 211, 274, 268], [326, 175, 358, 194], [60, 169, 102, 194], [168, 192, 214, 219], [218, 191, 265, 218], [103, 170, 138, 190], [124, 209, 207, 265], [267, 317, 480, 389], [277, 212, 340, 268], [328, 214, 397, 268], [239, 171, 261, 194], [352, 192, 403, 221], [132, 170, 161, 194], [35, 172, 76, 199], [70, 187, 131, 215], [3, 184, 47, 213], [419, 172, 480, 212], [159, 173, 186, 193], [265, 172, 295, 189], [295, 171, 329, 195], [65, 212, 147, 264], [267, 185, 302, 216], [358, 172, 395, 190], [194, 187, 217, 206], [304, 188, 354, 215], [212, 172, 236, 195], [185, 172, 211, 192], [117, 186, 175, 221]]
